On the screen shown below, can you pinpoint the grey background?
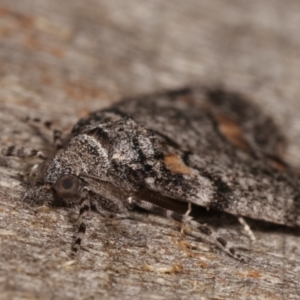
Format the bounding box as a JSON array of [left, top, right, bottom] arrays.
[[0, 0, 300, 299]]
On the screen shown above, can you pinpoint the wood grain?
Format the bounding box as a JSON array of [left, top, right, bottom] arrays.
[[0, 1, 300, 299]]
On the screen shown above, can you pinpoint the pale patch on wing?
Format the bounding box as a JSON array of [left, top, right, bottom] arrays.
[[111, 152, 126, 161]]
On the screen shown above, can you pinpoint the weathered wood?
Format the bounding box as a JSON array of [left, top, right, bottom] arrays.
[[0, 0, 300, 299]]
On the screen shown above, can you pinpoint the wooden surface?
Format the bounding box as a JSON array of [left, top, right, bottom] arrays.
[[0, 1, 300, 299]]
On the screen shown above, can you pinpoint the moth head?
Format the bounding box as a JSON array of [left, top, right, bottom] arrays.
[[42, 151, 82, 183], [25, 174, 83, 207], [27, 151, 85, 206]]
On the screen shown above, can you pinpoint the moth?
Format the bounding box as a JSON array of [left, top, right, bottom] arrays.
[[2, 87, 300, 262]]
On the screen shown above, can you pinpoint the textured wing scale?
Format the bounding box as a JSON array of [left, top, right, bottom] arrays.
[[73, 88, 300, 227]]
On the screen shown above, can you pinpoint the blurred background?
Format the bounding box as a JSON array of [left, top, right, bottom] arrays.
[[1, 0, 300, 165]]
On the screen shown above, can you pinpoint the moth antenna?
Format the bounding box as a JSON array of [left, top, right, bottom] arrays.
[[72, 189, 90, 255], [25, 117, 64, 150], [25, 116, 53, 129], [72, 223, 87, 255], [53, 129, 64, 150], [128, 197, 246, 262], [1, 146, 47, 160], [185, 218, 247, 262]]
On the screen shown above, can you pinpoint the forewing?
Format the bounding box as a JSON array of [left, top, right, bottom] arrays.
[[74, 88, 300, 227]]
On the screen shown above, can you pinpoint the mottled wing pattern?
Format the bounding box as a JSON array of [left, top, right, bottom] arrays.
[[72, 88, 300, 227]]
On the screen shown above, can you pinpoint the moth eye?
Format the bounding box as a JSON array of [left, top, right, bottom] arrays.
[[54, 174, 80, 197]]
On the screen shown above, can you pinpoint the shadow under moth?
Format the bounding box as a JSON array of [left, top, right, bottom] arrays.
[[2, 87, 300, 262]]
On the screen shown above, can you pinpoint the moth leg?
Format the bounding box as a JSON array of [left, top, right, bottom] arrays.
[[181, 202, 192, 235], [1, 146, 47, 160], [72, 192, 130, 255], [72, 189, 91, 254], [128, 197, 245, 262], [90, 198, 121, 218], [238, 217, 256, 241]]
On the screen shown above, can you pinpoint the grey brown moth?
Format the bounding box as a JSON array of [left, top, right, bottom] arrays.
[[2, 87, 300, 261]]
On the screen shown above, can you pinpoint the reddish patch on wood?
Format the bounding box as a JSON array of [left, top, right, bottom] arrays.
[[247, 270, 262, 278], [198, 261, 208, 269], [64, 80, 107, 102]]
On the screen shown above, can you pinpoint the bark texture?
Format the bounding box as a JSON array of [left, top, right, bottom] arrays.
[[0, 1, 300, 299]]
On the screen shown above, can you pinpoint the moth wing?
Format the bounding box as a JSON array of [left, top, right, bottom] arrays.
[[77, 88, 300, 227], [105, 88, 300, 228]]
